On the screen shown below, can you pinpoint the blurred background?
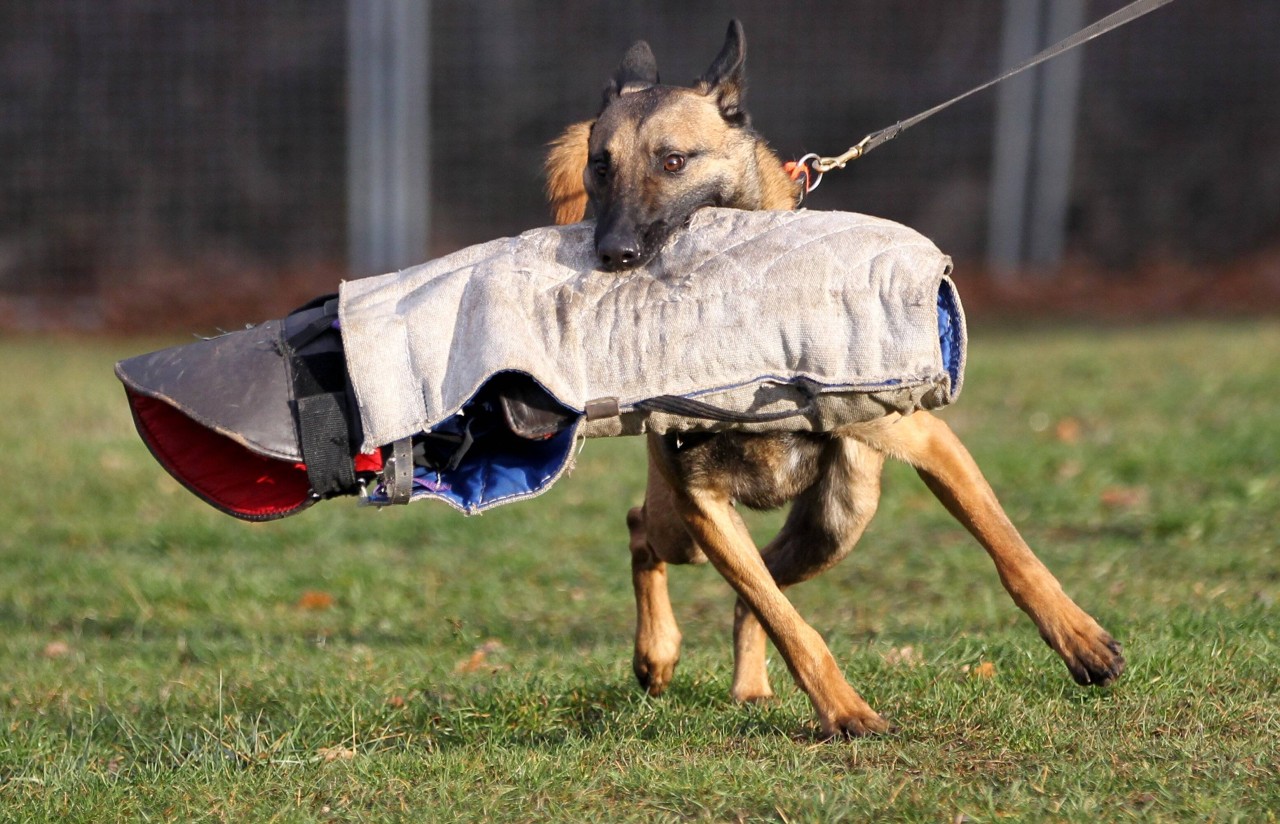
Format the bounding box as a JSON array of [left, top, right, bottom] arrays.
[[2, 0, 1278, 332]]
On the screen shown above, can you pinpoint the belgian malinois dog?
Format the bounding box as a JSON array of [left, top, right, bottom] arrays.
[[545, 20, 1125, 738]]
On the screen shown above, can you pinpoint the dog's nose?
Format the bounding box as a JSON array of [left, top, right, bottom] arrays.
[[598, 242, 641, 271]]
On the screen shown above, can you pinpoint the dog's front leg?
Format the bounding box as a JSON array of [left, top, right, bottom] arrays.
[[731, 437, 886, 704], [862, 412, 1126, 687], [626, 503, 682, 696], [652, 442, 890, 738], [679, 487, 889, 737], [625, 447, 713, 696]]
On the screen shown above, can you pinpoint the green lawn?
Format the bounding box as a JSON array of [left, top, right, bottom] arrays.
[[1, 322, 1277, 822]]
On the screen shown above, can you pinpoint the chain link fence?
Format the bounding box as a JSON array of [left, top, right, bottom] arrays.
[[3, 1, 1277, 330]]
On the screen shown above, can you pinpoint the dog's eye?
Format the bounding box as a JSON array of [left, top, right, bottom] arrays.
[[662, 153, 686, 173]]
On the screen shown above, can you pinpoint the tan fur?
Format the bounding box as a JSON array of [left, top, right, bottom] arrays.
[[547, 98, 800, 232], [545, 120, 593, 224], [549, 21, 1124, 738], [753, 142, 801, 210]]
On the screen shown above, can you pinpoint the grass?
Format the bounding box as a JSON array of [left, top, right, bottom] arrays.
[[0, 321, 1277, 822]]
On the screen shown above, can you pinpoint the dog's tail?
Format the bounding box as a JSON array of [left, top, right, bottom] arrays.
[[545, 120, 592, 225]]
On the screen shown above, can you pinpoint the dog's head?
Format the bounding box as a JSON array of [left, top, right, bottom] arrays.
[[547, 21, 792, 272]]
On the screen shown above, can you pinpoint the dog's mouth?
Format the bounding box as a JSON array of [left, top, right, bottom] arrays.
[[595, 219, 673, 272]]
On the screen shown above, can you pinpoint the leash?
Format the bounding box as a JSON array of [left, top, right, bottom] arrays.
[[788, 0, 1177, 192]]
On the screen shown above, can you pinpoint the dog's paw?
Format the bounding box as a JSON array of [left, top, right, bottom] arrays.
[[632, 650, 679, 696], [818, 708, 894, 740], [730, 659, 775, 704], [1043, 620, 1126, 687], [1066, 633, 1125, 687], [731, 683, 775, 704]]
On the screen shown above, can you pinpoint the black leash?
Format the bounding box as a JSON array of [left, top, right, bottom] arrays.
[[800, 0, 1177, 184]]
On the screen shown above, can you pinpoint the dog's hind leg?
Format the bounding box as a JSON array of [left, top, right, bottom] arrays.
[[858, 412, 1126, 687], [626, 443, 712, 695], [732, 437, 884, 703], [626, 503, 682, 696]]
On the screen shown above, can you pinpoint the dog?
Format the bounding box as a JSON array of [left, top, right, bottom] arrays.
[[545, 20, 1125, 738]]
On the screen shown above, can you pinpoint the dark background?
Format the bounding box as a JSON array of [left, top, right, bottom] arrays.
[[3, 1, 1278, 330]]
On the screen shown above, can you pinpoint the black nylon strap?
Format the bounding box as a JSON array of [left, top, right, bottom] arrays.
[[283, 299, 358, 499], [296, 392, 357, 497], [285, 298, 341, 352], [634, 379, 821, 424]]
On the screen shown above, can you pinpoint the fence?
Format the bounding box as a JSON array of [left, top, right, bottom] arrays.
[[2, 1, 1277, 329]]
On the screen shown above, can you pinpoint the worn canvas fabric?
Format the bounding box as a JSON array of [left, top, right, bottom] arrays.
[[340, 207, 965, 453], [117, 207, 967, 517]]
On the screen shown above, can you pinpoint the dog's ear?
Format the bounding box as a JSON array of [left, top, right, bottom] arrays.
[[601, 40, 659, 108], [697, 19, 748, 126], [545, 120, 593, 224]]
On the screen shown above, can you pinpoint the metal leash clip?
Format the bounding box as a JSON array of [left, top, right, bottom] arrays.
[[811, 134, 874, 174]]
